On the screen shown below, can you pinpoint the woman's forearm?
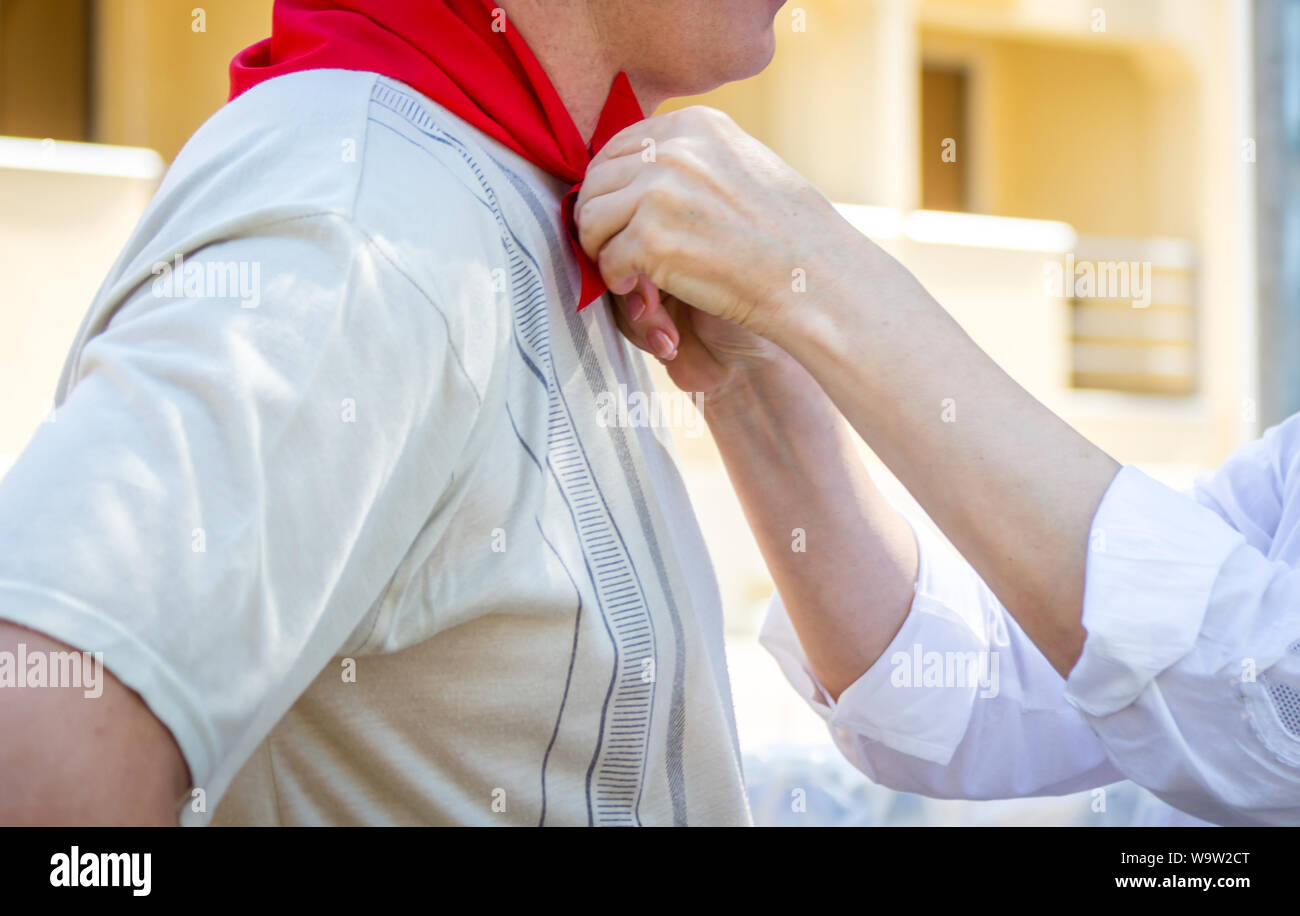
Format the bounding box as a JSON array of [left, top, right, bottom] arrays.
[[702, 352, 917, 699], [778, 239, 1121, 676], [579, 108, 1123, 676]]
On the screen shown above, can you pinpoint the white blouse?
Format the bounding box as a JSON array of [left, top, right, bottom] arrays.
[[761, 413, 1300, 826]]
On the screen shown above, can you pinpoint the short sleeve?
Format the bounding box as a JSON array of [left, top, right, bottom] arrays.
[[0, 214, 483, 823]]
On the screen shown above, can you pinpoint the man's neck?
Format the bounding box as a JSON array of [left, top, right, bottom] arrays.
[[500, 0, 664, 142]]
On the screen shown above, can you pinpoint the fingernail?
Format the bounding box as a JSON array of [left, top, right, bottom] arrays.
[[627, 292, 646, 322], [649, 329, 677, 360]]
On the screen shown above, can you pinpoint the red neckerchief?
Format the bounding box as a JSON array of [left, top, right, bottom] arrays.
[[229, 0, 644, 310]]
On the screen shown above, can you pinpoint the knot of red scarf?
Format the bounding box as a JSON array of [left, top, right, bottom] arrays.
[[229, 0, 644, 310]]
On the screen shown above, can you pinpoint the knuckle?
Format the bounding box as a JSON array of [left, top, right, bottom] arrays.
[[656, 137, 696, 171], [575, 200, 593, 229], [600, 234, 637, 275], [642, 228, 676, 265], [664, 106, 692, 125], [576, 206, 600, 243], [643, 182, 677, 210], [623, 220, 651, 256], [598, 242, 621, 274], [654, 138, 682, 165], [692, 105, 731, 131]]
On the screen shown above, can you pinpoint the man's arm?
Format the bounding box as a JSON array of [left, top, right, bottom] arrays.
[[0, 622, 188, 825], [0, 214, 484, 824]]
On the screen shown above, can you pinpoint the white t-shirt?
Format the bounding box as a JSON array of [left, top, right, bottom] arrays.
[[0, 70, 750, 826]]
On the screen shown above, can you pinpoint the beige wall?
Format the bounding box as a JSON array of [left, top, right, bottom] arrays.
[[94, 0, 273, 161], [0, 1, 1266, 750], [0, 0, 90, 141], [665, 1, 1202, 239], [661, 0, 1255, 470], [3, 0, 1261, 476], [951, 32, 1190, 237], [661, 0, 920, 208], [0, 163, 158, 466]]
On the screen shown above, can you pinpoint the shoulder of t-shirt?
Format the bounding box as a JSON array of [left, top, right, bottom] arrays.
[[92, 71, 514, 376], [138, 70, 508, 314]]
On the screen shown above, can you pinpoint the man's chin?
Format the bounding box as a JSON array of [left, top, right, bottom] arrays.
[[653, 23, 779, 101], [731, 27, 778, 82], [754, 28, 779, 75]]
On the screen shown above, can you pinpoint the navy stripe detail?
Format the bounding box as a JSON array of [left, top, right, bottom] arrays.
[[369, 81, 659, 826], [498, 166, 695, 825], [536, 519, 584, 827]]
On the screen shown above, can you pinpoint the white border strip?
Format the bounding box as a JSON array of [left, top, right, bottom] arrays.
[[835, 203, 1079, 252], [904, 209, 1077, 253], [0, 136, 163, 180], [1234, 0, 1260, 442]]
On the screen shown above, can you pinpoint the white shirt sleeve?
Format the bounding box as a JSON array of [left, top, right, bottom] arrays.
[[760, 517, 1122, 800], [1065, 464, 1300, 825], [762, 432, 1300, 823], [0, 214, 484, 822]]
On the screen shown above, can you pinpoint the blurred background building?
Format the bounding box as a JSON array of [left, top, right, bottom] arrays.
[[0, 0, 1291, 825]]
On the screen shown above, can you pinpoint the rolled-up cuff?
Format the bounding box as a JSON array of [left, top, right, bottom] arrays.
[[758, 517, 999, 766], [1065, 465, 1244, 717]]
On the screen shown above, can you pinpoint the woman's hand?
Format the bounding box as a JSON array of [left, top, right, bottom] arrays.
[[576, 106, 872, 348], [581, 106, 1118, 678]]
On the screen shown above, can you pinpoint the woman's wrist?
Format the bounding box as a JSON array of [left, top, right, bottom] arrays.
[[790, 234, 945, 412], [760, 225, 891, 368], [701, 224, 938, 436]]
